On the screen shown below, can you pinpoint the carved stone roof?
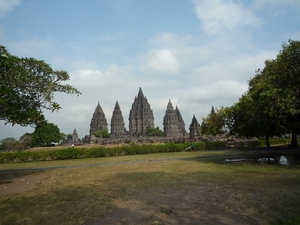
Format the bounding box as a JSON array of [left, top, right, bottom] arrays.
[[129, 87, 154, 135], [72, 128, 78, 142], [189, 114, 201, 139], [163, 100, 187, 138], [175, 105, 187, 134], [89, 102, 108, 136], [110, 101, 127, 137], [211, 105, 216, 114]]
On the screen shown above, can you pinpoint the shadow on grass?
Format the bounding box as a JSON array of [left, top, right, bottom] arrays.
[[0, 171, 43, 184], [1, 151, 300, 225]]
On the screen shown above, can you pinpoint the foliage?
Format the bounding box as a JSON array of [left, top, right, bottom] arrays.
[[146, 126, 164, 136], [30, 123, 61, 147], [0, 45, 81, 127], [271, 215, 300, 225], [94, 130, 110, 138], [0, 141, 228, 163], [227, 40, 300, 147], [201, 107, 229, 135], [60, 133, 72, 144], [0, 137, 16, 144]]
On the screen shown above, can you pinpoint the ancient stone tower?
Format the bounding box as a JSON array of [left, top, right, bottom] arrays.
[[72, 128, 79, 142], [211, 105, 216, 114], [175, 106, 187, 137], [189, 114, 201, 139], [129, 87, 154, 136], [89, 102, 108, 136], [110, 101, 127, 137], [163, 100, 187, 138], [163, 100, 183, 137]]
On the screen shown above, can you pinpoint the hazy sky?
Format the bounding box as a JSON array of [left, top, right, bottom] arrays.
[[1, 0, 300, 141]]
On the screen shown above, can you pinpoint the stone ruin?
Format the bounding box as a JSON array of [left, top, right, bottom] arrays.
[[129, 88, 154, 136], [189, 115, 201, 139], [72, 128, 79, 142], [73, 93, 256, 146], [163, 100, 187, 138], [86, 87, 203, 144], [110, 101, 127, 137]]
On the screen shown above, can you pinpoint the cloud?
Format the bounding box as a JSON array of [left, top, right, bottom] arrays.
[[143, 49, 180, 74], [192, 0, 261, 35], [0, 0, 20, 17]]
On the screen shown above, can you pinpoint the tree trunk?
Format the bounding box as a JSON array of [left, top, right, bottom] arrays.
[[290, 131, 298, 147], [265, 136, 270, 148]]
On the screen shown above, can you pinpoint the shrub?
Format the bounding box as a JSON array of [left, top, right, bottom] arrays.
[[146, 127, 164, 136], [0, 141, 232, 163], [94, 130, 110, 138]]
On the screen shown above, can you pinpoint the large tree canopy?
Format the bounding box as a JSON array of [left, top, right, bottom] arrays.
[[31, 123, 61, 146], [201, 107, 228, 136], [0, 46, 81, 127], [227, 40, 300, 146]]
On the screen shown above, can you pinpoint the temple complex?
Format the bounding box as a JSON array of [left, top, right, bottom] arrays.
[[86, 87, 203, 143], [129, 87, 154, 136], [110, 101, 127, 137], [89, 102, 108, 136], [189, 114, 201, 139]]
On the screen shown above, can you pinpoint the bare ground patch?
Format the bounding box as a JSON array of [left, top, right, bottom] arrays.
[[0, 172, 57, 196], [92, 186, 258, 225]]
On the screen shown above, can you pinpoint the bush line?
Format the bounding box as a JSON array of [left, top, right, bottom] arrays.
[[0, 141, 230, 163], [0, 138, 290, 163]]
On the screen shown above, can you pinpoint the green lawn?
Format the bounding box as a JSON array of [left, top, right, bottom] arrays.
[[1, 150, 300, 225]]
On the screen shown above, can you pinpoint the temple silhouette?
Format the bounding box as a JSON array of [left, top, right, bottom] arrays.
[[85, 87, 202, 144]]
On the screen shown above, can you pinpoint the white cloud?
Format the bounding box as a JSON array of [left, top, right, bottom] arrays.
[[192, 0, 261, 35], [144, 49, 180, 74], [0, 0, 20, 17]]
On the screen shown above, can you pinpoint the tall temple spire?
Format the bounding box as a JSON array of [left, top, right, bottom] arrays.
[[110, 100, 127, 137], [89, 102, 108, 136], [163, 100, 187, 138], [211, 105, 216, 114], [129, 88, 154, 136], [189, 114, 201, 139]]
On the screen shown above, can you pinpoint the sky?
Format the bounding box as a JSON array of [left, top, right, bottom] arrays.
[[1, 0, 300, 141]]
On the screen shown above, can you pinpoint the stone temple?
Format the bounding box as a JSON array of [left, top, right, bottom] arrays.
[[129, 87, 154, 136], [189, 114, 201, 139], [163, 100, 187, 138], [110, 101, 127, 137], [89, 102, 108, 136], [87, 87, 202, 143]]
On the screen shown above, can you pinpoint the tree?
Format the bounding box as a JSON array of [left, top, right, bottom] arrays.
[[201, 107, 228, 136], [0, 137, 16, 144], [227, 40, 300, 147], [31, 123, 61, 146], [0, 137, 19, 151], [146, 127, 164, 136], [266, 40, 300, 146], [60, 133, 73, 144], [19, 133, 33, 148], [0, 46, 81, 127], [94, 130, 110, 138], [226, 93, 280, 148]]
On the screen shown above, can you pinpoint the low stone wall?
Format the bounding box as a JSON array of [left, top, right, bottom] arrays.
[[79, 133, 258, 147]]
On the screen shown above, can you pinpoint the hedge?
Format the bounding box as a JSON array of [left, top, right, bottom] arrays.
[[0, 141, 228, 163]]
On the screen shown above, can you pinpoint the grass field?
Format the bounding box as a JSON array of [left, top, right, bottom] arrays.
[[1, 149, 300, 225]]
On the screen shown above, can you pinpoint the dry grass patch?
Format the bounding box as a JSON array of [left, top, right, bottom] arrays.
[[1, 150, 300, 225]]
